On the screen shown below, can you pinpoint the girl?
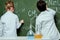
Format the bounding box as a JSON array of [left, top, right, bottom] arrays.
[[1, 0, 24, 37]]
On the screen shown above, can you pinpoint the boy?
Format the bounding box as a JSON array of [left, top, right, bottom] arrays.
[[35, 0, 59, 40], [1, 0, 24, 37]]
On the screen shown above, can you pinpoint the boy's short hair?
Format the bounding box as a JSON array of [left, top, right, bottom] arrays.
[[37, 0, 46, 12], [5, 0, 14, 10]]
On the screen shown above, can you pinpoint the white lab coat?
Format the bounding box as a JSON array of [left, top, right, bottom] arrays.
[[35, 8, 60, 40], [1, 11, 21, 37]]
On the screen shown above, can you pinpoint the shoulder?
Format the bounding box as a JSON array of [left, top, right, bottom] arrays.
[[47, 8, 56, 15], [36, 12, 45, 20], [36, 13, 43, 22], [1, 12, 6, 20], [13, 14, 18, 18]]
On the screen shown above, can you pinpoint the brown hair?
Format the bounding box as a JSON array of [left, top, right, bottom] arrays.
[[5, 0, 14, 10], [37, 0, 46, 12]]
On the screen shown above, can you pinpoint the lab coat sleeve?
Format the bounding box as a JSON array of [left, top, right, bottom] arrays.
[[35, 17, 42, 34], [1, 16, 6, 36], [47, 8, 56, 15], [16, 16, 21, 29], [0, 20, 3, 37]]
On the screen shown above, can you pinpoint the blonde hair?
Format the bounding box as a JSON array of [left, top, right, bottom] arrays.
[[5, 0, 14, 10]]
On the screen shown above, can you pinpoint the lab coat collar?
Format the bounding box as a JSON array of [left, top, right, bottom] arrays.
[[40, 10, 47, 15], [41, 10, 48, 13], [6, 11, 13, 14]]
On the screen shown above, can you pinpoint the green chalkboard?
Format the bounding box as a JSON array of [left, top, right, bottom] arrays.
[[0, 0, 60, 36]]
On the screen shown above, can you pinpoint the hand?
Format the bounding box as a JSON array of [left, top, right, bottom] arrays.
[[20, 20, 24, 24]]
